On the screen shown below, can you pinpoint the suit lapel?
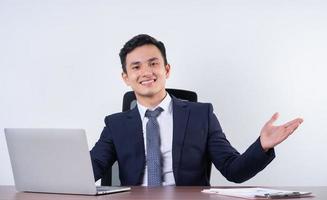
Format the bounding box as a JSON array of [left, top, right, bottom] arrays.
[[126, 106, 146, 184], [126, 106, 143, 135], [172, 97, 190, 183]]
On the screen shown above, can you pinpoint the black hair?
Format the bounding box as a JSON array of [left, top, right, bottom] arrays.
[[119, 34, 168, 73]]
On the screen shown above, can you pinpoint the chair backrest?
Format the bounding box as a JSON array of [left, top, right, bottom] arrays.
[[122, 88, 198, 112], [101, 89, 212, 186]]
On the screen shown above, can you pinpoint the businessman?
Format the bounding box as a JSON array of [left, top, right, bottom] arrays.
[[90, 34, 303, 186]]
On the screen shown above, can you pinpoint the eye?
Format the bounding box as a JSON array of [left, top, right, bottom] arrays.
[[150, 62, 159, 67], [131, 65, 140, 70]]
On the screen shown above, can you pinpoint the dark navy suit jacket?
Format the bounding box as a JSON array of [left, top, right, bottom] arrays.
[[90, 97, 275, 186]]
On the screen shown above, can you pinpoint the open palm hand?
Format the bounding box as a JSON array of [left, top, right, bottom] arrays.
[[260, 112, 303, 152]]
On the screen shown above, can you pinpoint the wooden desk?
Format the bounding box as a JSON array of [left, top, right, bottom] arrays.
[[0, 186, 325, 200]]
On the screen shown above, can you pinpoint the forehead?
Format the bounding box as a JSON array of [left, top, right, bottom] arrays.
[[126, 44, 163, 65]]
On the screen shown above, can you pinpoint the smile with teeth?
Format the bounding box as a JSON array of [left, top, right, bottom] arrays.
[[140, 79, 156, 85]]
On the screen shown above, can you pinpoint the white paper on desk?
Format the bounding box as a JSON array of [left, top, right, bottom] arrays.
[[202, 187, 311, 199]]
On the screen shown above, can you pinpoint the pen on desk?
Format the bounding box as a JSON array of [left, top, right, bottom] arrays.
[[255, 191, 302, 199]]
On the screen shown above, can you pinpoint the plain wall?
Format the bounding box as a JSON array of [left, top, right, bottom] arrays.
[[1, 0, 326, 186]]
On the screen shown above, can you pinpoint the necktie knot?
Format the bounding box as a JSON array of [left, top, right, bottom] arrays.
[[145, 107, 163, 118]]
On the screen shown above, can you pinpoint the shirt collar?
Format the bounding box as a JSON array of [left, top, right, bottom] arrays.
[[137, 92, 172, 119]]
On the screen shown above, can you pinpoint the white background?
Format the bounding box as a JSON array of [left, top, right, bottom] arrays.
[[1, 0, 326, 186]]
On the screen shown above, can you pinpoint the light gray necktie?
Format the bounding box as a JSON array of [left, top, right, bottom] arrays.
[[145, 107, 163, 186]]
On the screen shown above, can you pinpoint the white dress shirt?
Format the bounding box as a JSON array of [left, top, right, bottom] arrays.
[[137, 94, 175, 186]]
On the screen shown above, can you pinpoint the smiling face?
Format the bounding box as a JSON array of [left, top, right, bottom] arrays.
[[122, 44, 170, 106]]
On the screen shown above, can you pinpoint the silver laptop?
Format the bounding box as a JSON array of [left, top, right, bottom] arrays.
[[4, 128, 130, 195]]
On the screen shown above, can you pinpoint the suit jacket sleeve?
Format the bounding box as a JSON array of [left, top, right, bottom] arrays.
[[207, 104, 275, 183], [90, 116, 117, 181]]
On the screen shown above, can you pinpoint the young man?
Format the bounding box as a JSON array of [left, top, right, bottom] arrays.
[[90, 34, 303, 186]]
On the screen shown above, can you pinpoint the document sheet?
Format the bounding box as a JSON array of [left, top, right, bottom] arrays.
[[202, 187, 312, 199]]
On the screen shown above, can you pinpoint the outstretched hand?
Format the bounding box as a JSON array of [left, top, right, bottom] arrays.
[[260, 112, 303, 152]]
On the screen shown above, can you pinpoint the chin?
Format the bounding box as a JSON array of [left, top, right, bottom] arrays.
[[136, 87, 163, 98], [139, 91, 157, 97]]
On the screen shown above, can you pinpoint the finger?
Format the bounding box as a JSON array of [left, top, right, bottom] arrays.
[[285, 122, 302, 135], [282, 118, 304, 128], [266, 112, 279, 126], [290, 126, 299, 134]]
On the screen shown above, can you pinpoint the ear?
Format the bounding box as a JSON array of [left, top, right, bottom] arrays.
[[121, 72, 130, 86], [165, 64, 171, 79]]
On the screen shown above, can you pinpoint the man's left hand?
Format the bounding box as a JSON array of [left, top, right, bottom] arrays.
[[260, 112, 303, 152]]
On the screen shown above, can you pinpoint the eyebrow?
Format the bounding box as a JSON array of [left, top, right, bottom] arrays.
[[130, 61, 141, 66], [147, 57, 159, 62], [129, 57, 159, 66]]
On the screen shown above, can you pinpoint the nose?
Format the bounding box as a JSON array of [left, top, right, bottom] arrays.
[[141, 64, 154, 76]]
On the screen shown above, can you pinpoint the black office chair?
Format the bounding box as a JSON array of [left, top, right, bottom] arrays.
[[122, 88, 197, 112], [101, 89, 211, 186]]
